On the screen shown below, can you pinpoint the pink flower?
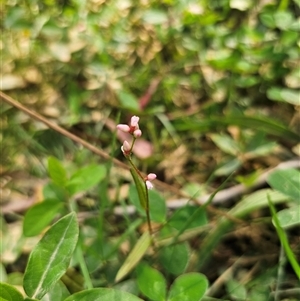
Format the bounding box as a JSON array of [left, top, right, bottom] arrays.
[[121, 140, 131, 155], [117, 116, 142, 138], [145, 173, 157, 189]]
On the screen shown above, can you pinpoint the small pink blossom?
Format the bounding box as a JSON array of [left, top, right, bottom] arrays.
[[145, 173, 157, 189], [116, 115, 141, 137], [117, 124, 130, 132], [146, 181, 154, 190], [130, 116, 139, 127], [121, 140, 131, 155], [147, 173, 157, 181], [133, 129, 142, 138]]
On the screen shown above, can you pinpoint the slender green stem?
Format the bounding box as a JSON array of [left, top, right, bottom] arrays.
[[68, 200, 93, 289], [75, 244, 93, 289]]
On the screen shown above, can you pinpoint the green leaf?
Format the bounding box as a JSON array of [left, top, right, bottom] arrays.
[[167, 273, 208, 301], [115, 231, 151, 283], [159, 242, 189, 275], [267, 87, 300, 105], [149, 190, 167, 223], [23, 212, 79, 299], [226, 278, 247, 300], [230, 189, 291, 218], [41, 281, 70, 301], [0, 282, 23, 301], [63, 288, 143, 301], [210, 134, 240, 156], [48, 157, 68, 187], [66, 164, 106, 195], [214, 158, 242, 176], [23, 199, 64, 237], [268, 196, 300, 279], [168, 206, 208, 231], [136, 263, 166, 301], [267, 168, 300, 202], [274, 11, 294, 30], [117, 91, 139, 111], [43, 182, 67, 201], [276, 205, 300, 229]]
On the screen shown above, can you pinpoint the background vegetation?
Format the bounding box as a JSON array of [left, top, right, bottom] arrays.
[[1, 0, 300, 300]]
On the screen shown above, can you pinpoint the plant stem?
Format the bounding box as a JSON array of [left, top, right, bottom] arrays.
[[75, 244, 93, 289]]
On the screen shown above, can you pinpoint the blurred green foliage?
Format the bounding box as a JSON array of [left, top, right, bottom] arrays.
[[2, 0, 299, 179]]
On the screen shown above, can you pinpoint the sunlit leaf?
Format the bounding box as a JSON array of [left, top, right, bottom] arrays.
[[159, 242, 190, 275], [23, 199, 64, 237], [48, 157, 68, 187], [167, 273, 208, 301], [267, 168, 300, 202], [66, 164, 106, 195], [23, 212, 79, 299], [136, 263, 166, 301], [276, 205, 300, 229], [0, 282, 24, 301], [149, 190, 167, 223]]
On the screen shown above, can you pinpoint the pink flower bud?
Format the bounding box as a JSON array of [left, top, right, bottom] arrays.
[[145, 173, 156, 189], [117, 124, 130, 133], [147, 173, 157, 181], [146, 180, 154, 190], [133, 129, 142, 138], [130, 116, 140, 127], [121, 140, 131, 155]]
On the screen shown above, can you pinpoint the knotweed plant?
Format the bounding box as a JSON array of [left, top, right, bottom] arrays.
[[117, 116, 156, 236]]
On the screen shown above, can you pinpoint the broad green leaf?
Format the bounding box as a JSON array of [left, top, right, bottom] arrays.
[[113, 279, 139, 296], [149, 190, 166, 223], [259, 12, 276, 28], [66, 164, 106, 195], [226, 278, 247, 300], [23, 212, 79, 299], [267, 87, 300, 105], [168, 207, 208, 231], [267, 169, 300, 202], [43, 182, 67, 202], [214, 158, 242, 176], [276, 205, 300, 229], [230, 189, 291, 218], [136, 263, 166, 301], [0, 282, 23, 301], [159, 242, 189, 275], [274, 11, 294, 30], [210, 134, 241, 156], [63, 288, 143, 301], [23, 199, 64, 237], [115, 231, 151, 283], [48, 157, 68, 187], [167, 273, 208, 301], [117, 91, 139, 111]]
